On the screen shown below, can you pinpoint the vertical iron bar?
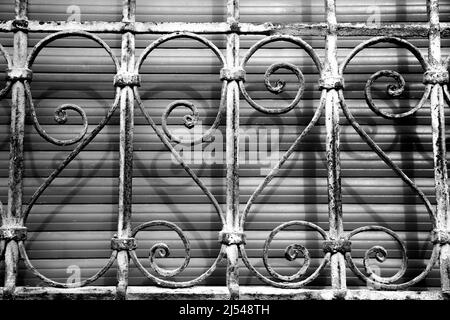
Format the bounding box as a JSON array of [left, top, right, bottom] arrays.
[[324, 0, 346, 291], [225, 0, 240, 300], [116, 0, 135, 300], [3, 0, 28, 299], [427, 0, 450, 294]]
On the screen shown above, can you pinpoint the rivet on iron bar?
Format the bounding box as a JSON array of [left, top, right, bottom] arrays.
[[0, 227, 27, 242], [220, 67, 246, 82], [431, 229, 450, 245], [6, 67, 32, 82], [423, 67, 449, 85], [111, 235, 137, 251], [121, 21, 136, 33], [323, 238, 352, 254], [113, 72, 141, 87], [219, 231, 246, 246], [227, 18, 240, 33], [11, 18, 28, 31], [318, 74, 345, 90]]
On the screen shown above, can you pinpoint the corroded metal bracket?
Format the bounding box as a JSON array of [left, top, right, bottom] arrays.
[[5, 68, 32, 82], [323, 239, 352, 254], [220, 67, 246, 82], [113, 72, 141, 87], [0, 227, 27, 242], [423, 68, 449, 85], [318, 75, 345, 91], [219, 231, 246, 246], [431, 229, 450, 245], [11, 19, 28, 32], [111, 236, 137, 251]]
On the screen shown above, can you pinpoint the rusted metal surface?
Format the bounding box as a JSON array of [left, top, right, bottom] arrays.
[[2, 0, 28, 300], [0, 286, 448, 300], [115, 0, 136, 300], [427, 0, 450, 294], [3, 20, 450, 38], [323, 0, 346, 291], [224, 0, 241, 300], [0, 0, 450, 300]]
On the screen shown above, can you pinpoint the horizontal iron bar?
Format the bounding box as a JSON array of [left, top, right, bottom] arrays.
[[0, 20, 449, 37], [1, 287, 448, 300]]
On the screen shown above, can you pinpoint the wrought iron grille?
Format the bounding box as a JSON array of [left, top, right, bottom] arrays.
[[0, 0, 449, 300]]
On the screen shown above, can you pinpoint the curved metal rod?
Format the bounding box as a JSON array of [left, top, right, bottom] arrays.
[[240, 220, 330, 288], [131, 220, 191, 278], [134, 87, 226, 225], [0, 239, 5, 261], [344, 226, 440, 290], [136, 32, 226, 71], [339, 90, 436, 225], [340, 36, 429, 74], [27, 30, 120, 70], [136, 32, 226, 145], [0, 43, 12, 98], [23, 87, 121, 223], [340, 36, 430, 119], [161, 82, 227, 146], [240, 89, 326, 229], [0, 203, 4, 259], [263, 221, 328, 282], [239, 35, 323, 114], [442, 55, 450, 70], [364, 71, 432, 119], [27, 83, 89, 146], [347, 226, 408, 283], [19, 241, 118, 288], [25, 31, 119, 146], [443, 85, 450, 106], [339, 36, 439, 289], [130, 243, 226, 288]]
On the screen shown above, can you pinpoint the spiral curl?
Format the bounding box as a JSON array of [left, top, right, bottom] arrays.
[[132, 220, 190, 278], [262, 222, 320, 282], [340, 36, 431, 119], [365, 69, 432, 119], [129, 219, 225, 288], [162, 100, 200, 145], [265, 62, 304, 95], [136, 32, 227, 146], [159, 82, 226, 145], [26, 89, 89, 146], [345, 226, 408, 285], [239, 35, 322, 115], [239, 221, 330, 288], [23, 31, 119, 147]]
